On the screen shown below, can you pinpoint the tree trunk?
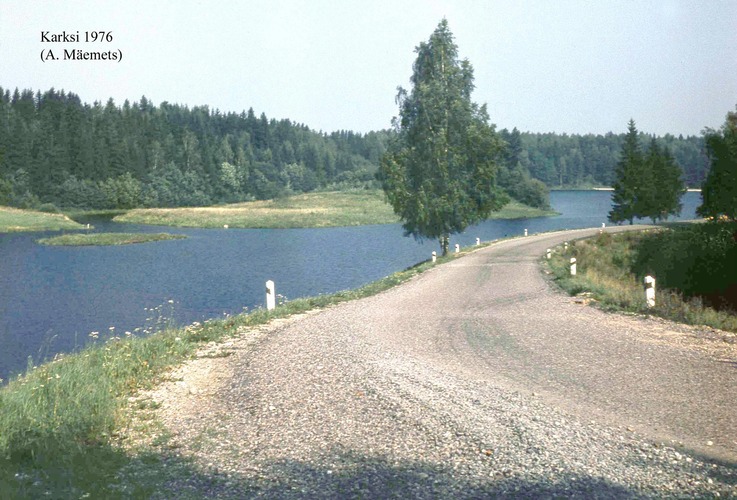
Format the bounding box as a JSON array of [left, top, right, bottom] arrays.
[[440, 235, 449, 256]]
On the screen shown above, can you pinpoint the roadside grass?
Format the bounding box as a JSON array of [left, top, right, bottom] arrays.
[[0, 206, 84, 233], [545, 230, 737, 332], [37, 232, 187, 246], [0, 243, 480, 497], [113, 190, 557, 229]]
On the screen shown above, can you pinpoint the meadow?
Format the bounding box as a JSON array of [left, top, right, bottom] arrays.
[[113, 190, 557, 229], [0, 206, 84, 233]]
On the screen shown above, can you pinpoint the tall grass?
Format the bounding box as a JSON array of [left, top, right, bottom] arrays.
[[546, 230, 737, 332]]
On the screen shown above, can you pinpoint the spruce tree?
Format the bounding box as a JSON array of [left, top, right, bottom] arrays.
[[698, 107, 737, 221], [379, 19, 507, 254], [645, 140, 685, 222], [609, 120, 644, 224]]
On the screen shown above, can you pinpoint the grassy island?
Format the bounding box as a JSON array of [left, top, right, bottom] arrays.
[[37, 232, 186, 246], [113, 190, 557, 229], [0, 206, 85, 233]]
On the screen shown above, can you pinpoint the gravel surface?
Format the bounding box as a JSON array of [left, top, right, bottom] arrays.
[[143, 227, 737, 498]]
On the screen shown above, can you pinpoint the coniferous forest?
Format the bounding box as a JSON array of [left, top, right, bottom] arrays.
[[0, 87, 709, 211], [0, 88, 388, 210]]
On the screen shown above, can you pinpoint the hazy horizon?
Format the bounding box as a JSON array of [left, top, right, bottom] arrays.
[[2, 0, 736, 137]]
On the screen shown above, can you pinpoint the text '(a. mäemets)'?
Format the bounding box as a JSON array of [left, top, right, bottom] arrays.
[[40, 49, 122, 62]]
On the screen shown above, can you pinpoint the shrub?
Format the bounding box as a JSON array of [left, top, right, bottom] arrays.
[[37, 203, 60, 213], [632, 222, 737, 311]]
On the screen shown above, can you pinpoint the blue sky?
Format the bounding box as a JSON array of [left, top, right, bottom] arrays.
[[1, 0, 735, 136]]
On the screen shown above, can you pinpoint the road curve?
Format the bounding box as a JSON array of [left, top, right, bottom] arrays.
[[152, 226, 737, 498]]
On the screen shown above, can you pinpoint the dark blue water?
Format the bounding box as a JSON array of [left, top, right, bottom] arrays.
[[0, 191, 701, 381]]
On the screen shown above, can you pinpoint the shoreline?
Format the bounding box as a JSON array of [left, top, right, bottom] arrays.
[[590, 187, 702, 192], [111, 193, 557, 229]]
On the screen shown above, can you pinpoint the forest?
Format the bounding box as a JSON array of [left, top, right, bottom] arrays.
[[0, 87, 709, 211], [0, 88, 387, 210], [500, 127, 707, 189]]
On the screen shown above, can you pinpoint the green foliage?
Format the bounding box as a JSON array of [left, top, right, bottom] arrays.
[[0, 87, 390, 210], [37, 203, 60, 214], [639, 141, 685, 222], [496, 128, 551, 209], [496, 161, 550, 209], [380, 19, 508, 254], [546, 230, 737, 332], [516, 130, 705, 189], [609, 121, 686, 224], [609, 120, 645, 224], [0, 177, 11, 205], [697, 106, 737, 221], [632, 222, 737, 311]]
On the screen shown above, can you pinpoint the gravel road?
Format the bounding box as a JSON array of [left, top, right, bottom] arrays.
[[149, 227, 737, 498]]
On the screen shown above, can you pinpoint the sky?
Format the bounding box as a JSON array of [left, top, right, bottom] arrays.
[[1, 0, 736, 137]]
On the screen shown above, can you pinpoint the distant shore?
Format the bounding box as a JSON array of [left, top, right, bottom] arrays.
[[591, 187, 702, 192]]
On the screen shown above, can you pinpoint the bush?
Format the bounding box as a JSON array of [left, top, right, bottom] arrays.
[[37, 203, 60, 213], [546, 230, 737, 332], [632, 222, 737, 311]]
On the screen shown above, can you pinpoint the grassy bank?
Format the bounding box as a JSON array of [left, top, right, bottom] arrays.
[[0, 206, 85, 233], [114, 190, 398, 228], [37, 232, 186, 246], [545, 230, 737, 333], [113, 190, 557, 229], [0, 244, 479, 498]]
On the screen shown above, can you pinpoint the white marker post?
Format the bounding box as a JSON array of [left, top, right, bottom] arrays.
[[546, 248, 552, 260], [432, 251, 437, 263], [476, 237, 480, 246], [524, 228, 528, 237], [455, 243, 460, 254], [265, 280, 276, 311], [570, 257, 577, 276], [564, 242, 569, 251], [644, 276, 656, 308]]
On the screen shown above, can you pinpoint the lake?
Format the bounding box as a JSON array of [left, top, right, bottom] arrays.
[[0, 190, 702, 381]]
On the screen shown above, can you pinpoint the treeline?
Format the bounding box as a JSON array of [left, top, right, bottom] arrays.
[[500, 127, 708, 189], [0, 87, 388, 209], [0, 87, 711, 211]]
